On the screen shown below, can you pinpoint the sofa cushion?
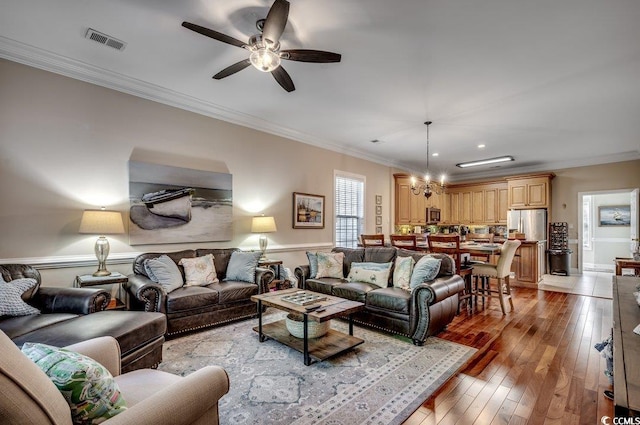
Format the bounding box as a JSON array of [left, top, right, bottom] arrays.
[[0, 278, 41, 317], [0, 264, 41, 301], [332, 281, 378, 303], [305, 278, 343, 295], [366, 287, 411, 315], [410, 256, 442, 289], [316, 252, 345, 279], [196, 248, 239, 281], [363, 247, 397, 264], [133, 250, 195, 279], [224, 251, 261, 283], [397, 249, 454, 277], [331, 247, 365, 277], [206, 281, 258, 304], [347, 262, 392, 288], [179, 254, 219, 286], [143, 255, 183, 293], [0, 313, 78, 339], [166, 286, 220, 313], [393, 256, 415, 291], [21, 342, 127, 424]]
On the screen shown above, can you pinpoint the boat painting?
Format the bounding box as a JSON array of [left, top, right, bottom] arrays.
[[129, 161, 232, 245], [598, 205, 631, 227]]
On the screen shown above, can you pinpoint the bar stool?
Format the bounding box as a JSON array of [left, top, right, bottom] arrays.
[[472, 239, 521, 314]]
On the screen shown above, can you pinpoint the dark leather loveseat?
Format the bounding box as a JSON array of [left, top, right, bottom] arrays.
[[0, 264, 167, 373], [125, 248, 274, 337], [294, 247, 464, 345]]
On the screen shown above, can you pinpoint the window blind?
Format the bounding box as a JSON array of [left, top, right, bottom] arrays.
[[335, 174, 364, 248]]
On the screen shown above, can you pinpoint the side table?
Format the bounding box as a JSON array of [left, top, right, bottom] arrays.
[[75, 272, 129, 310], [258, 259, 290, 291]]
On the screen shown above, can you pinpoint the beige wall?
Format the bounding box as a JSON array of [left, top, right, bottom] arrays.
[[0, 59, 393, 285]]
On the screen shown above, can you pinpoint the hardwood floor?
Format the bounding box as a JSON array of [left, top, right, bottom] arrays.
[[403, 286, 614, 424]]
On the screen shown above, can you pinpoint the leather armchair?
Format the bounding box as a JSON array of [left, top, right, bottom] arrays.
[[0, 330, 229, 425]]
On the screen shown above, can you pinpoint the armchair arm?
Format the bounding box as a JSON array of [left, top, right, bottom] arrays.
[[124, 274, 165, 313], [294, 265, 310, 290], [65, 336, 121, 377], [33, 287, 110, 314], [255, 267, 275, 294], [106, 366, 230, 425]]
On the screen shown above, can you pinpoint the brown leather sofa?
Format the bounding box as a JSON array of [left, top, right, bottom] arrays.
[[0, 264, 167, 373], [124, 248, 275, 337], [294, 247, 464, 345]]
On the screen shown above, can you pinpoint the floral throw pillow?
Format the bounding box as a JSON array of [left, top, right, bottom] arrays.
[[22, 343, 127, 425], [315, 252, 345, 279], [393, 256, 415, 291], [347, 262, 392, 288], [179, 254, 219, 286]]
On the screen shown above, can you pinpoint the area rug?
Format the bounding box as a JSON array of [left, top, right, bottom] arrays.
[[158, 310, 476, 425]]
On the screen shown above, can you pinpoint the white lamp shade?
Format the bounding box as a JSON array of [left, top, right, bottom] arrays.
[[79, 210, 125, 235], [251, 216, 277, 233]]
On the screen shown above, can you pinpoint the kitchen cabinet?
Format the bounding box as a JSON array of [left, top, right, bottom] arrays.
[[394, 174, 427, 225], [507, 174, 553, 209], [443, 181, 508, 224], [511, 241, 545, 285]]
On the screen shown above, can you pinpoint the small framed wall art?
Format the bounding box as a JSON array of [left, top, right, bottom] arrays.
[[293, 192, 325, 229], [376, 226, 382, 233], [376, 205, 382, 216], [598, 205, 631, 226], [376, 216, 382, 225], [375, 194, 382, 205]]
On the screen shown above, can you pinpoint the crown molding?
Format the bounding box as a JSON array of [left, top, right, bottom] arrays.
[[0, 36, 399, 169]]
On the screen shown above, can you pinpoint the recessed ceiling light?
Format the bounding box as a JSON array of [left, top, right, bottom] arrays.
[[432, 153, 439, 157], [478, 144, 486, 148], [456, 156, 515, 168]]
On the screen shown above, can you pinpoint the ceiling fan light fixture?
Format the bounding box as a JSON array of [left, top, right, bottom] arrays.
[[456, 156, 515, 168], [250, 47, 281, 72]]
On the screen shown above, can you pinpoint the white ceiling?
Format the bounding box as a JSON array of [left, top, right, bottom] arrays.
[[2, 0, 640, 181]]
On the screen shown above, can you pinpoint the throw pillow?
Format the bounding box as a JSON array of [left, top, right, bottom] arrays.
[[178, 254, 219, 286], [0, 278, 40, 317], [316, 252, 345, 279], [143, 255, 183, 293], [306, 251, 319, 279], [393, 256, 415, 291], [224, 251, 261, 283], [347, 262, 392, 287], [410, 256, 442, 290], [21, 342, 127, 425]]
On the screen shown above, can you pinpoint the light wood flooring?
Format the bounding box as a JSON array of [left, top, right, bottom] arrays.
[[403, 284, 614, 424]]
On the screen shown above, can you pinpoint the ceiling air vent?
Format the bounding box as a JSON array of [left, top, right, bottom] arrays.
[[85, 28, 126, 51]]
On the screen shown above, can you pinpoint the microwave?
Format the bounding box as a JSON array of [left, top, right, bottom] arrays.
[[426, 207, 441, 224]]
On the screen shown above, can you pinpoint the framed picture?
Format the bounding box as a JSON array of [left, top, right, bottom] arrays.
[[598, 205, 631, 226], [376, 226, 382, 233], [376, 205, 382, 215], [293, 192, 325, 229], [375, 195, 382, 205], [376, 215, 382, 225]]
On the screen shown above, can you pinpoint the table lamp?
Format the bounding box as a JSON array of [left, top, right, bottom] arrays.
[[251, 215, 277, 261], [79, 208, 125, 276]]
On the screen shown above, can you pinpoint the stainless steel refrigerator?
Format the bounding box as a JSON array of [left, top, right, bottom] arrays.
[[507, 209, 547, 241]]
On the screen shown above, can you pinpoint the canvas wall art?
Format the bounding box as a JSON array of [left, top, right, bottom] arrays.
[[128, 161, 232, 245], [293, 192, 324, 229], [598, 205, 631, 227]]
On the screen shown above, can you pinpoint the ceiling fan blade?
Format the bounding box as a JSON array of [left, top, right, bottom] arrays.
[[271, 66, 295, 92], [262, 0, 289, 44], [182, 21, 247, 49], [280, 49, 342, 63], [213, 59, 252, 80]]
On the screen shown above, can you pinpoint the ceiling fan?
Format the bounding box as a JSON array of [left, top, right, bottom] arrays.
[[182, 0, 341, 92]]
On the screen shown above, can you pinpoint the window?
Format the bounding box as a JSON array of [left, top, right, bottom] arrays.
[[335, 172, 364, 248], [583, 195, 592, 250]]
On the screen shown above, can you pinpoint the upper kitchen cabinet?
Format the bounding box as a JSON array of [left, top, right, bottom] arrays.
[[394, 174, 426, 225], [507, 174, 554, 209], [443, 180, 508, 225]]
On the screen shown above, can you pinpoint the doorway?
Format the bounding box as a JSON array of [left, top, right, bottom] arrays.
[[578, 189, 639, 273]]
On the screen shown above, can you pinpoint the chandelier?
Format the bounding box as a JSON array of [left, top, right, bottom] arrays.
[[411, 121, 445, 199]]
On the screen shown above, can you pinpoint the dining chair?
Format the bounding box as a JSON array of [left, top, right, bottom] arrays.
[[427, 233, 472, 313], [360, 234, 385, 247], [472, 239, 521, 314], [390, 234, 417, 250]]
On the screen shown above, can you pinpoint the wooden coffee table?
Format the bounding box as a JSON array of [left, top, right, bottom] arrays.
[[251, 288, 365, 366]]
